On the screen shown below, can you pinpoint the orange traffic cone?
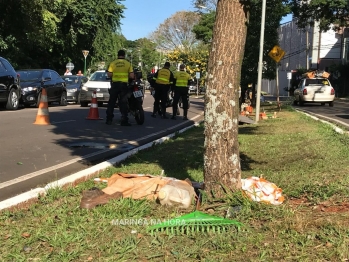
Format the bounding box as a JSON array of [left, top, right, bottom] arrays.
[[86, 91, 103, 120], [34, 88, 50, 125]]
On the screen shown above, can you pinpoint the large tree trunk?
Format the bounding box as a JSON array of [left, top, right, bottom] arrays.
[[204, 0, 248, 197]]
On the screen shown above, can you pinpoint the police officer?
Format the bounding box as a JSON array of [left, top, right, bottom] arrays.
[[106, 50, 134, 126], [152, 62, 175, 119], [171, 64, 191, 120]]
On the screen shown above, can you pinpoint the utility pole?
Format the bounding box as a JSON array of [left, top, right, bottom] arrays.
[[255, 0, 267, 122], [306, 28, 309, 70]]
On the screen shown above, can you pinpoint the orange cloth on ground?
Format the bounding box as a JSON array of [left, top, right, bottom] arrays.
[[241, 176, 285, 205]]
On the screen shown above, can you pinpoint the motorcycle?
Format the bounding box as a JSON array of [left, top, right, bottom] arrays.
[[128, 70, 145, 125]]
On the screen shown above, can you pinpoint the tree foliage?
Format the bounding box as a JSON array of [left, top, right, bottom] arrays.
[[288, 0, 349, 31], [193, 0, 288, 91], [150, 11, 201, 52], [166, 44, 209, 82], [0, 0, 125, 74]]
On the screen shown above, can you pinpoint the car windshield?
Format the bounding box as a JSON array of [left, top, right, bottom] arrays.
[[89, 72, 109, 82], [62, 76, 79, 85], [18, 70, 42, 81], [305, 79, 331, 86]]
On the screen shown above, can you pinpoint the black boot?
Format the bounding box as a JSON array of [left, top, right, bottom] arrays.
[[161, 107, 168, 119], [171, 107, 177, 119], [183, 109, 188, 120], [151, 108, 157, 118]]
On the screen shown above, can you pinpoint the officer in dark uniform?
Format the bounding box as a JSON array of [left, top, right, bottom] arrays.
[[152, 62, 174, 119], [106, 50, 134, 126], [171, 64, 191, 120]]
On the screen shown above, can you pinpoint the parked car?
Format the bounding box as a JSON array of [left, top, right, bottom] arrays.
[[188, 80, 197, 93], [61, 75, 88, 103], [79, 70, 110, 107], [18, 69, 67, 107], [293, 75, 335, 107], [0, 56, 21, 110]]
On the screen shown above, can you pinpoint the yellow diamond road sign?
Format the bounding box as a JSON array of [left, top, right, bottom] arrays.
[[268, 45, 285, 63]]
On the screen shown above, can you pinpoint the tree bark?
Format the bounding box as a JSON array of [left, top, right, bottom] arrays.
[[204, 0, 248, 197]]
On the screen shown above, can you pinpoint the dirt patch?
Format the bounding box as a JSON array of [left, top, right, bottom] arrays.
[[288, 198, 349, 213], [314, 202, 349, 213]]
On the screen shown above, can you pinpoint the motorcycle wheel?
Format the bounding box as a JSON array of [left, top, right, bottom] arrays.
[[134, 101, 145, 125]]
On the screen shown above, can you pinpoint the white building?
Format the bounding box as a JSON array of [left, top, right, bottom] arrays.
[[262, 20, 347, 96]]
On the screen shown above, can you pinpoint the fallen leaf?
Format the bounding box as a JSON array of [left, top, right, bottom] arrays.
[[21, 232, 31, 238], [325, 242, 332, 247], [87, 256, 93, 261], [4, 234, 11, 239], [17, 162, 23, 165], [137, 233, 143, 239]]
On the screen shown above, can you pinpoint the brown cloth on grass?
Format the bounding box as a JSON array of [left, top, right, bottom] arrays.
[[102, 173, 196, 200]]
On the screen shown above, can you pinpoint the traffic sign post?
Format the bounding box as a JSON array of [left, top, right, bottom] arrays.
[[195, 72, 200, 98], [268, 45, 286, 108], [66, 62, 74, 71], [268, 45, 285, 63], [82, 50, 89, 76]]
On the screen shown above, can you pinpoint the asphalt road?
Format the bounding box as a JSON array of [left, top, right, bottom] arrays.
[[292, 99, 349, 131], [0, 92, 205, 201]]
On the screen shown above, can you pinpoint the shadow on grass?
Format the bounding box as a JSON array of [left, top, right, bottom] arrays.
[[112, 126, 205, 182]]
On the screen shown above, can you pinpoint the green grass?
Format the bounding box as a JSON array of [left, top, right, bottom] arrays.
[[1, 105, 349, 261]]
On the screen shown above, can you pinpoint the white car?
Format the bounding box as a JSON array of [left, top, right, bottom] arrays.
[[79, 70, 110, 107], [293, 76, 335, 107]]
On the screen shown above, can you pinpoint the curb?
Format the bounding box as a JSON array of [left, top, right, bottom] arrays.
[[296, 109, 349, 135], [0, 122, 201, 211]]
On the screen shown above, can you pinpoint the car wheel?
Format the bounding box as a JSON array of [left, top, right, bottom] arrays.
[[98, 102, 103, 107], [134, 101, 144, 125], [77, 93, 81, 104], [293, 99, 298, 105], [329, 101, 334, 107], [80, 101, 89, 107], [321, 103, 325, 106], [6, 89, 19, 110], [299, 99, 304, 106], [60, 92, 67, 106]]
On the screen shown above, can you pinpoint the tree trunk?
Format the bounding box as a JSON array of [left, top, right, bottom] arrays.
[[204, 0, 248, 197]]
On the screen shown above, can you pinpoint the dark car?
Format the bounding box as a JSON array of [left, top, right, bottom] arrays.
[[61, 75, 88, 103], [0, 56, 21, 110], [18, 69, 67, 107]]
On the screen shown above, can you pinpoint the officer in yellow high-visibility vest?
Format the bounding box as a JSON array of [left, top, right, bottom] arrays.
[[171, 64, 191, 120], [152, 62, 175, 119], [106, 50, 134, 126]]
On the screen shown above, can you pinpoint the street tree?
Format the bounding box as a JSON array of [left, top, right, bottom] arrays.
[[203, 0, 249, 196], [198, 0, 287, 196], [289, 0, 349, 31], [150, 11, 201, 52]]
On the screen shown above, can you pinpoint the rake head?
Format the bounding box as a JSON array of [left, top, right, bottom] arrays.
[[147, 211, 243, 235]]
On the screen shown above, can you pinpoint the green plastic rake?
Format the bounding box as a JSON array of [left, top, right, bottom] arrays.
[[147, 187, 243, 235], [147, 210, 243, 235]]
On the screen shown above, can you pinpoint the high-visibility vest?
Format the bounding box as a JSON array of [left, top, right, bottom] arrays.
[[174, 70, 190, 87], [154, 68, 172, 85], [108, 59, 133, 83]]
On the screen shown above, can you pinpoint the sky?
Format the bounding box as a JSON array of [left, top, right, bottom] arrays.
[[120, 0, 196, 41], [120, 0, 293, 41]]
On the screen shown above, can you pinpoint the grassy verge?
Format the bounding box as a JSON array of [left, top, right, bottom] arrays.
[[2, 105, 349, 261]]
